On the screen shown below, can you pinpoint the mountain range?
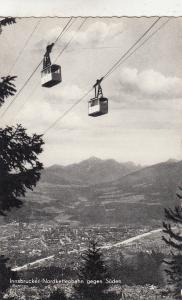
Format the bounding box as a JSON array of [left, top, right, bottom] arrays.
[[41, 157, 142, 185], [5, 157, 182, 226]]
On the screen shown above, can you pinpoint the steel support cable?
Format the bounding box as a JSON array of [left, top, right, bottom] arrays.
[[8, 18, 41, 74], [13, 17, 76, 121], [103, 18, 170, 81], [43, 88, 93, 135], [53, 18, 87, 63], [103, 17, 161, 80], [14, 18, 86, 122], [43, 17, 166, 136], [0, 17, 73, 120]]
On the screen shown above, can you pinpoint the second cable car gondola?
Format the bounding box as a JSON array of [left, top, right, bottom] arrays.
[[41, 43, 62, 88], [88, 77, 108, 117]]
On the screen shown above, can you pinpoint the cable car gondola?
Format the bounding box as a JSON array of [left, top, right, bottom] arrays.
[[41, 43, 62, 88], [88, 77, 108, 117]]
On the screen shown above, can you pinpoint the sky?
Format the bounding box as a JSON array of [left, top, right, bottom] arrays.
[[0, 17, 182, 166]]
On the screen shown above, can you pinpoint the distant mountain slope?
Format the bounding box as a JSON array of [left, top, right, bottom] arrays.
[[92, 160, 182, 225], [112, 159, 182, 197], [41, 157, 141, 185], [5, 159, 182, 226]]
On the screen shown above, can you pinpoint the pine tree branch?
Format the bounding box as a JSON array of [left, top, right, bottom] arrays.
[[164, 206, 182, 224], [0, 18, 16, 27], [162, 235, 182, 250], [0, 76, 17, 105], [163, 222, 182, 242]]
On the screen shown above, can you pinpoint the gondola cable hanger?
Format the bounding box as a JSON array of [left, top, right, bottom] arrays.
[[0, 17, 74, 120], [13, 18, 86, 122], [88, 16, 163, 117], [41, 18, 87, 88]]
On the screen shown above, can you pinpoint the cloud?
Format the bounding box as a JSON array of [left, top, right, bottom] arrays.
[[17, 83, 87, 133], [35, 19, 124, 53], [43, 84, 85, 104], [19, 100, 60, 128], [67, 20, 123, 46], [117, 67, 182, 101]]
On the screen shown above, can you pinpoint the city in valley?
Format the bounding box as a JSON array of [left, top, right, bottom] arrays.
[[1, 157, 181, 299], [0, 15, 181, 300]]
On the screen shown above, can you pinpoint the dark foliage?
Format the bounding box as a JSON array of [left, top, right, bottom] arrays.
[[0, 76, 17, 106], [134, 251, 164, 286], [109, 250, 164, 286], [73, 240, 120, 300], [162, 188, 182, 299], [0, 124, 44, 215], [0, 18, 16, 27], [0, 18, 16, 36], [74, 240, 108, 300], [0, 16, 44, 299], [0, 255, 18, 298]]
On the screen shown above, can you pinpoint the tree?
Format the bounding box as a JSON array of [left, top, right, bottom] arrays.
[[0, 76, 17, 106], [0, 18, 16, 27], [0, 124, 44, 215], [0, 17, 16, 34], [0, 19, 17, 106], [0, 20, 44, 216], [73, 240, 120, 300], [162, 188, 182, 299], [0, 255, 17, 298], [0, 17, 44, 298]]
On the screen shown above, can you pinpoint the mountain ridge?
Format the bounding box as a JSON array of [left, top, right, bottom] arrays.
[[5, 158, 182, 226], [41, 157, 142, 185]]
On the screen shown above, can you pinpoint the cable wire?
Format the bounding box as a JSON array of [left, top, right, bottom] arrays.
[[43, 88, 93, 135], [103, 17, 161, 80], [43, 17, 169, 136], [14, 18, 86, 122], [8, 18, 41, 74], [103, 18, 170, 81], [13, 18, 76, 120], [0, 17, 73, 120], [54, 18, 87, 63]]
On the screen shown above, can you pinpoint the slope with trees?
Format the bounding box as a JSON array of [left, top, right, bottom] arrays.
[[0, 18, 44, 299], [73, 240, 121, 300], [162, 188, 182, 299]]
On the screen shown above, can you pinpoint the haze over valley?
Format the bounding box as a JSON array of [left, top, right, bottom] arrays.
[[4, 157, 181, 227]]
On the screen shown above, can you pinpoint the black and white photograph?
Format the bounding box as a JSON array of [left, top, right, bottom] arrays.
[[0, 13, 182, 300]]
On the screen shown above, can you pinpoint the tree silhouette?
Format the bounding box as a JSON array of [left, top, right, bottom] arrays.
[[0, 18, 16, 27], [0, 19, 17, 105], [0, 20, 44, 216], [73, 240, 120, 300], [0, 124, 44, 215], [0, 18, 44, 298], [0, 76, 17, 106], [0, 256, 17, 299], [0, 17, 16, 36], [162, 188, 182, 299]]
